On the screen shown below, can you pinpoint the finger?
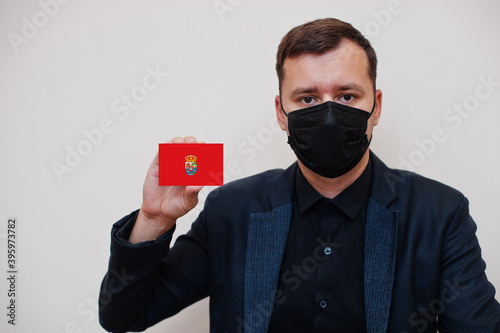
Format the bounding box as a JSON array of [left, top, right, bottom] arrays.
[[184, 135, 197, 143], [186, 185, 203, 194], [185, 185, 203, 206], [198, 140, 206, 144], [152, 139, 174, 166], [172, 137, 185, 143], [151, 150, 159, 167]]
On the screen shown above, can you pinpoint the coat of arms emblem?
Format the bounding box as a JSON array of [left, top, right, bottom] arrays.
[[185, 155, 197, 176]]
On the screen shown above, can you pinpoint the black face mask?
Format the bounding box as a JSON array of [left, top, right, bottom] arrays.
[[281, 98, 375, 178]]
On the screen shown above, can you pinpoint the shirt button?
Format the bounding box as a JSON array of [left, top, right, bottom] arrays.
[[320, 300, 327, 308], [324, 247, 332, 255]]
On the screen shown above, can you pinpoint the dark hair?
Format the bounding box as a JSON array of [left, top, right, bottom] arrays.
[[276, 18, 377, 92]]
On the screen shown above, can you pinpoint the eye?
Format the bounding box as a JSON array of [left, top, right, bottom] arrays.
[[339, 94, 354, 103], [300, 96, 317, 105], [301, 96, 314, 104]]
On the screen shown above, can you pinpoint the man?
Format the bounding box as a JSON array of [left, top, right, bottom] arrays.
[[99, 18, 500, 332]]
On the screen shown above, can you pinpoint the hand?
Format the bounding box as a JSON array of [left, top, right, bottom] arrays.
[[129, 136, 204, 243]]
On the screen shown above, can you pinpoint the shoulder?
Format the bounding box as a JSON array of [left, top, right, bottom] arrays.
[[371, 152, 464, 202], [387, 168, 463, 202], [370, 153, 466, 213], [377, 167, 469, 231]]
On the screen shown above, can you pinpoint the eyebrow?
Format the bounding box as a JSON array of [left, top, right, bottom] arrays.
[[290, 87, 319, 98], [337, 83, 364, 91]]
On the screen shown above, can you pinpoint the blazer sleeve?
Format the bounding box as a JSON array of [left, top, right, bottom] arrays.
[[98, 208, 210, 333], [437, 196, 500, 332]]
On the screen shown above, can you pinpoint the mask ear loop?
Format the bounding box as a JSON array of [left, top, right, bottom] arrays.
[[367, 93, 376, 119], [280, 97, 289, 117], [364, 93, 378, 149]]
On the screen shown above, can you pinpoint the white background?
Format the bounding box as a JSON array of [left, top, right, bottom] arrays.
[[1, 0, 499, 332]]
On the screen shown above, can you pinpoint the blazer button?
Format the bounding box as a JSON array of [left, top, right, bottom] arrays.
[[324, 247, 332, 255], [320, 300, 327, 308]]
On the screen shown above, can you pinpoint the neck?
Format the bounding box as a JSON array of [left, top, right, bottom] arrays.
[[298, 151, 370, 199]]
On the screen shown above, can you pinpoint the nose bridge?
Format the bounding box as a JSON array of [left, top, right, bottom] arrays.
[[320, 91, 335, 104], [325, 101, 335, 125]]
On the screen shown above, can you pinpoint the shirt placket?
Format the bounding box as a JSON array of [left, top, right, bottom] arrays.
[[312, 200, 344, 332]]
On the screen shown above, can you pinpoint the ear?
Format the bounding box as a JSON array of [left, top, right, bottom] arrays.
[[275, 95, 288, 131], [372, 89, 382, 126]]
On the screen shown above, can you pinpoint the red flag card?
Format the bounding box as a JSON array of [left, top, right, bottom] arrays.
[[159, 143, 224, 186]]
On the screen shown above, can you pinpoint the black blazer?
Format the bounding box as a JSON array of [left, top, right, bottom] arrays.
[[99, 151, 500, 332]]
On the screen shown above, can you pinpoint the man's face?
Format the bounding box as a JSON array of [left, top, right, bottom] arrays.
[[275, 39, 382, 139]]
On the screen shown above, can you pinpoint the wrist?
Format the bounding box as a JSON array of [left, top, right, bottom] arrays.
[[129, 208, 176, 244]]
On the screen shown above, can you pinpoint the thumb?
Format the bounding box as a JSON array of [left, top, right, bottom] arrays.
[[184, 186, 203, 208]]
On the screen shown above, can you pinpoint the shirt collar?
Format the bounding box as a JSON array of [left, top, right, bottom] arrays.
[[295, 159, 372, 220]]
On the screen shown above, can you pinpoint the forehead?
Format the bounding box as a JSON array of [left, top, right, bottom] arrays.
[[282, 40, 372, 91]]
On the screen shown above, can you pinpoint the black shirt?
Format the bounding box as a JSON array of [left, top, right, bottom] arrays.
[[268, 160, 372, 332]]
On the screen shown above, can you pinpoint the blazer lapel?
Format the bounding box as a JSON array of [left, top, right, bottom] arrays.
[[243, 163, 296, 333], [364, 151, 401, 333], [364, 199, 399, 333], [244, 203, 292, 333]]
